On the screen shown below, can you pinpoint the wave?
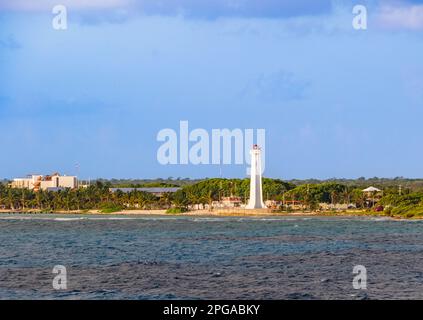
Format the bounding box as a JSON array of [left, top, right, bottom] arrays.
[[53, 217, 87, 221], [0, 215, 182, 222], [1, 214, 419, 223], [190, 217, 311, 222]]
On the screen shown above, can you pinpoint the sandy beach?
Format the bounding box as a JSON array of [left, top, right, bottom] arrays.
[[0, 208, 405, 219]]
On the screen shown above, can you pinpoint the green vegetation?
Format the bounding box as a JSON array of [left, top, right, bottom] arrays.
[[0, 177, 422, 218], [96, 178, 200, 188], [166, 207, 188, 214], [0, 178, 292, 212], [99, 204, 124, 213], [379, 192, 423, 218], [0, 181, 158, 212], [289, 177, 423, 191], [177, 178, 293, 206], [285, 182, 352, 205]]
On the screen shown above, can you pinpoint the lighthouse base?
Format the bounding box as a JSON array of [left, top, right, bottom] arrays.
[[246, 201, 267, 209]]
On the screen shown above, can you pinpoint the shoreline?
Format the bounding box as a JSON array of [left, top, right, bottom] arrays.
[[0, 209, 416, 219]]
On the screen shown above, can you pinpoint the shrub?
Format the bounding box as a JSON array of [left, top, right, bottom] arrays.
[[166, 207, 188, 214], [100, 204, 124, 213]]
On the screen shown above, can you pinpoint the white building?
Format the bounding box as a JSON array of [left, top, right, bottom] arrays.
[[213, 196, 243, 208], [11, 173, 78, 191], [246, 144, 267, 209]]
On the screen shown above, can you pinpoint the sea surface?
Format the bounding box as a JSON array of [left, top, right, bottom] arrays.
[[0, 214, 422, 299]]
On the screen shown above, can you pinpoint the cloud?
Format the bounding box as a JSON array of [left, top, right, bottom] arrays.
[[242, 70, 311, 103], [0, 0, 130, 11], [0, 0, 333, 19], [376, 3, 423, 30], [0, 95, 114, 120], [0, 35, 21, 50], [137, 0, 333, 19], [401, 68, 423, 103]]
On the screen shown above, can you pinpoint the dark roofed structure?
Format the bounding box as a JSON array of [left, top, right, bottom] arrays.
[[46, 187, 66, 192], [109, 187, 181, 197]]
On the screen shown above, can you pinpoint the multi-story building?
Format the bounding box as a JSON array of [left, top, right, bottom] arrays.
[[10, 173, 78, 191]]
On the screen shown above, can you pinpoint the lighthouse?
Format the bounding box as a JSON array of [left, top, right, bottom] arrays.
[[246, 144, 266, 209]]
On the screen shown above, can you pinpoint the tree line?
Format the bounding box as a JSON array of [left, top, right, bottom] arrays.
[[0, 178, 422, 216]]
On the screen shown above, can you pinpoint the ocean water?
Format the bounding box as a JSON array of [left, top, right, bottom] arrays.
[[0, 214, 422, 299]]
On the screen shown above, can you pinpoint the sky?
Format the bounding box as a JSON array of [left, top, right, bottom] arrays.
[[1, 0, 423, 180]]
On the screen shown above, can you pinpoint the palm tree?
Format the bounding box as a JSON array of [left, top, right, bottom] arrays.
[[207, 190, 214, 211], [21, 189, 27, 210], [160, 192, 172, 209], [342, 187, 351, 205]]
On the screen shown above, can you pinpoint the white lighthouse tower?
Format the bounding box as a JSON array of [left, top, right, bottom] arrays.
[[246, 144, 266, 209]]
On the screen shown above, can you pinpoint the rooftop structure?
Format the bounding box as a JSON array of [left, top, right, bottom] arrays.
[[362, 186, 381, 192]]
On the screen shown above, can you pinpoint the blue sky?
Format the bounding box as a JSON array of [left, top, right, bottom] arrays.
[[1, 0, 423, 180]]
